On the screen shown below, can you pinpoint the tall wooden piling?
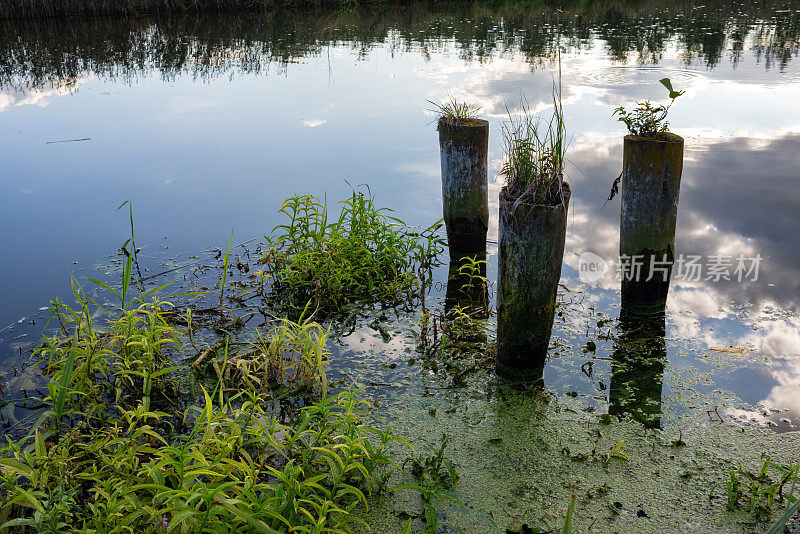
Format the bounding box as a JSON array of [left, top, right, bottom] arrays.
[[620, 133, 684, 316], [438, 118, 489, 259], [496, 184, 570, 381]]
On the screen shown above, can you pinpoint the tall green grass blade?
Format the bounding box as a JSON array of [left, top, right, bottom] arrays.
[[765, 497, 800, 534], [563, 494, 576, 534]]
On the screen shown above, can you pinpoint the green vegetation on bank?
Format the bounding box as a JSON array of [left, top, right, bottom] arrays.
[[0, 273, 408, 532]]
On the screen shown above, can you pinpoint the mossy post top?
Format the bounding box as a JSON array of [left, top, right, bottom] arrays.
[[624, 131, 684, 144]]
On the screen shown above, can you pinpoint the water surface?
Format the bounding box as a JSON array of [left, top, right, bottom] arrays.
[[1, 1, 799, 433]]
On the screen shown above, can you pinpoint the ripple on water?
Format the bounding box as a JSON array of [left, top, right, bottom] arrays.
[[584, 64, 705, 87]]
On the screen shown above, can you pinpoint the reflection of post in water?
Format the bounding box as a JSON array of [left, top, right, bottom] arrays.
[[608, 313, 667, 428], [442, 254, 489, 354], [444, 254, 489, 319], [619, 134, 683, 316]]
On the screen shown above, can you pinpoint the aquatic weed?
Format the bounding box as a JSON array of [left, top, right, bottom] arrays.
[[0, 248, 410, 532], [227, 313, 331, 396], [713, 457, 800, 519], [396, 434, 464, 533], [258, 187, 444, 315]]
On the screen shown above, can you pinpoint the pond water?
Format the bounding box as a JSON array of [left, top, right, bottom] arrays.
[[1, 2, 800, 522]]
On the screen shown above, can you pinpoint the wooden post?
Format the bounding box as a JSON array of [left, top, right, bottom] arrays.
[[496, 184, 570, 381], [438, 118, 489, 259], [620, 133, 684, 316]]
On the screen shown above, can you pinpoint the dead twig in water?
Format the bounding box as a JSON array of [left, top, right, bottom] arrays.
[[194, 347, 213, 367], [193, 338, 228, 367], [45, 138, 92, 144], [602, 171, 622, 209]]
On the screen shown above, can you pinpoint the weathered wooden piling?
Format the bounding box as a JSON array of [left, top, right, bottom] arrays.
[[496, 184, 570, 381], [609, 313, 666, 428], [620, 133, 684, 316], [438, 118, 489, 258]]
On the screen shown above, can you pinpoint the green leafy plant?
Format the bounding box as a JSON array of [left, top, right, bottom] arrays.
[[227, 314, 331, 396], [613, 78, 684, 138], [2, 283, 408, 532], [601, 440, 628, 466], [396, 434, 464, 533], [35, 291, 180, 424], [456, 256, 489, 296], [0, 386, 405, 532], [765, 494, 800, 534], [714, 457, 800, 519], [258, 187, 444, 315], [563, 494, 576, 534], [219, 228, 234, 313], [0, 209, 421, 532]]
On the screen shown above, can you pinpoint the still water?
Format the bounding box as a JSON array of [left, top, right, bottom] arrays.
[[1, 1, 799, 434]]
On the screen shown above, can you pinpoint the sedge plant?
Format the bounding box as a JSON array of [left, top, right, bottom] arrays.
[[428, 93, 481, 127], [500, 80, 568, 207]]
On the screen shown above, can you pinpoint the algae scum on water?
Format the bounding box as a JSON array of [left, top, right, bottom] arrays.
[[0, 190, 798, 533]]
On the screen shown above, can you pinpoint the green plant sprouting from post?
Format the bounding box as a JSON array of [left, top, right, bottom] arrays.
[[428, 93, 481, 126], [500, 76, 568, 206], [613, 78, 685, 138]]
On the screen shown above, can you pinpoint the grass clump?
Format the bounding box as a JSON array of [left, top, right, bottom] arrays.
[[0, 288, 408, 532], [429, 94, 481, 128], [613, 78, 684, 139], [716, 457, 800, 520], [258, 187, 444, 315], [500, 83, 568, 206]]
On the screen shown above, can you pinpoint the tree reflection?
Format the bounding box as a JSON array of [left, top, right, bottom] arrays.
[[1, 0, 798, 90]]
